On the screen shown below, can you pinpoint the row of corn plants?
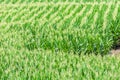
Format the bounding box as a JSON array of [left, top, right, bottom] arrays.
[[1, 48, 120, 80], [0, 3, 119, 54], [0, 0, 119, 3]]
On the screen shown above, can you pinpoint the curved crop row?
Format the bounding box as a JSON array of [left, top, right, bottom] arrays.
[[0, 3, 119, 54], [0, 0, 119, 3], [1, 48, 120, 79]]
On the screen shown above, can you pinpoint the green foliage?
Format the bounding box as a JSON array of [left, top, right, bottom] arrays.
[[110, 15, 120, 48], [0, 1, 120, 79], [1, 48, 120, 80], [0, 0, 119, 3], [0, 3, 119, 54]]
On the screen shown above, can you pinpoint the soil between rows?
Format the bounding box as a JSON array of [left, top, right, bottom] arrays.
[[110, 42, 120, 55], [110, 49, 120, 55]]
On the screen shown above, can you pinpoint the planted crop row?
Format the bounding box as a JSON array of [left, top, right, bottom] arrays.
[[1, 48, 120, 80], [0, 3, 120, 54], [0, 0, 119, 3]]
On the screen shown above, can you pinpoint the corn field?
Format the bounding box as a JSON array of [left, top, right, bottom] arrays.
[[0, 0, 120, 80]]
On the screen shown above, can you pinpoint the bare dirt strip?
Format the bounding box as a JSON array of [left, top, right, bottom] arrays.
[[110, 49, 120, 55]]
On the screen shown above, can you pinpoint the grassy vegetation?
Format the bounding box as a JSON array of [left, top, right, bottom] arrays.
[[0, 1, 120, 80], [0, 3, 119, 54], [110, 15, 120, 49], [1, 48, 120, 80], [0, 0, 119, 3]]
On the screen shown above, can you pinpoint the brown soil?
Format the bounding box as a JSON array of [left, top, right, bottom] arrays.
[[110, 49, 120, 55]]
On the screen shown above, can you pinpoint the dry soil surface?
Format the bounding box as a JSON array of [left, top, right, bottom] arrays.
[[110, 48, 120, 56]]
